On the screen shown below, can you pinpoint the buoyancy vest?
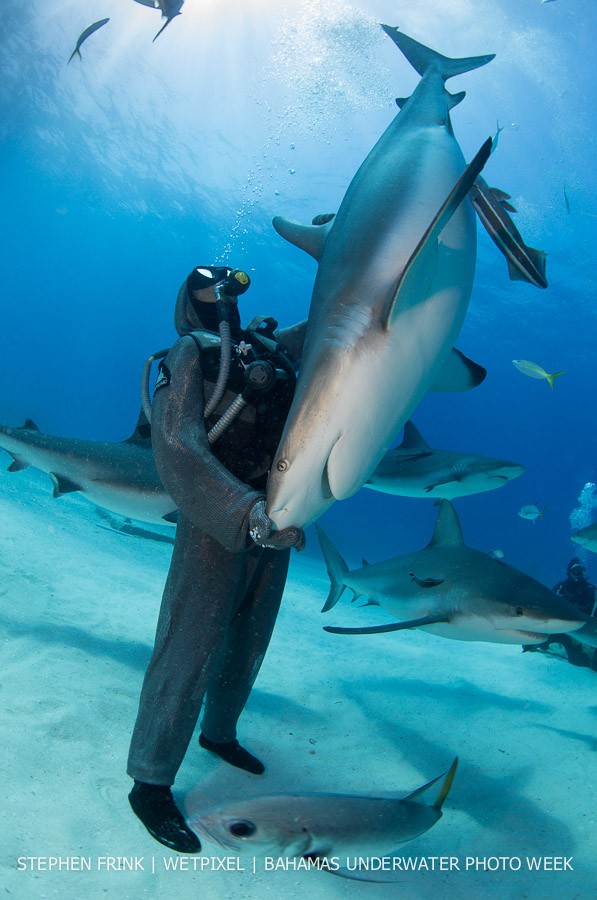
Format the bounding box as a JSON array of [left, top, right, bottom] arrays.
[[188, 317, 296, 491]]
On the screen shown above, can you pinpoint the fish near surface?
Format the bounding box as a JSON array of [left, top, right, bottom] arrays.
[[191, 759, 458, 879], [319, 501, 586, 644], [266, 26, 494, 529], [0, 419, 177, 526], [365, 419, 524, 499]]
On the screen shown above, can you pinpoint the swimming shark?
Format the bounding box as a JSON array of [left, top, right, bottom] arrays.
[[191, 758, 458, 881], [365, 420, 524, 499], [571, 522, 597, 553], [266, 26, 494, 530], [318, 501, 586, 644], [132, 0, 185, 41], [0, 419, 177, 526]]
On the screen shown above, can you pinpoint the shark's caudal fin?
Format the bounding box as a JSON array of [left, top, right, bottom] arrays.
[[381, 25, 495, 81], [427, 500, 464, 548], [317, 526, 349, 612]]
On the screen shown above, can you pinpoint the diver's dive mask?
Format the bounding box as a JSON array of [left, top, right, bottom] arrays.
[[187, 266, 251, 299]]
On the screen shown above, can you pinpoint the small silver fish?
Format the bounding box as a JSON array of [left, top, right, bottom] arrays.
[[518, 504, 544, 524], [67, 18, 110, 65], [191, 759, 458, 878], [512, 359, 565, 389]]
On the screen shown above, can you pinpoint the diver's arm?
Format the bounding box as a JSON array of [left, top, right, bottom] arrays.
[[151, 336, 262, 553], [275, 319, 308, 365]]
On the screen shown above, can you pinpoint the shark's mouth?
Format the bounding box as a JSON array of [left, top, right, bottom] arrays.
[[515, 630, 548, 642]]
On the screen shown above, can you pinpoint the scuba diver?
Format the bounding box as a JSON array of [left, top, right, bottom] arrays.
[[524, 558, 597, 668], [127, 265, 307, 852]]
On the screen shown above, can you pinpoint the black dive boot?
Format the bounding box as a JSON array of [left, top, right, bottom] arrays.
[[199, 733, 265, 774], [128, 781, 201, 853]]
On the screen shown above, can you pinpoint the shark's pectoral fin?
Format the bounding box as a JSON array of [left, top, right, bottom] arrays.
[[7, 456, 29, 473], [381, 137, 492, 332], [50, 474, 83, 498], [162, 510, 179, 524], [323, 613, 449, 635], [429, 348, 486, 392], [272, 216, 333, 260]]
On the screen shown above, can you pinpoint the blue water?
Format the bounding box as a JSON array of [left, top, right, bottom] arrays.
[[2, 0, 596, 567]]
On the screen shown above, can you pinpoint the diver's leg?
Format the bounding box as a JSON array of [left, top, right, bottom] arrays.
[[127, 517, 241, 786], [199, 547, 290, 756]]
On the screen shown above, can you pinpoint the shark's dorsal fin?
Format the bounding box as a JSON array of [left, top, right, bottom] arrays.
[[323, 613, 448, 635], [381, 137, 492, 331], [50, 474, 82, 498], [272, 216, 333, 261], [399, 421, 432, 451], [429, 348, 486, 392], [427, 500, 464, 547], [23, 418, 40, 431], [126, 410, 152, 444]]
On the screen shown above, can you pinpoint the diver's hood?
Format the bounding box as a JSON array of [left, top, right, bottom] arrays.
[[567, 557, 585, 576], [173, 279, 243, 341], [174, 280, 203, 336]]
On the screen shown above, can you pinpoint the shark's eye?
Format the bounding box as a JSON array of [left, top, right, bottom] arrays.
[[514, 606, 524, 617], [229, 820, 256, 837]]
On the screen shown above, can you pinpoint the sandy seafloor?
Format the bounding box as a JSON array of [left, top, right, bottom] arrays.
[[1, 465, 595, 900]]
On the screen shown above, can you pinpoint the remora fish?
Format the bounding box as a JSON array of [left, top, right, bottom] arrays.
[[469, 177, 548, 288], [67, 18, 110, 64], [191, 758, 458, 878], [512, 359, 565, 389], [319, 500, 586, 644], [365, 419, 524, 499], [132, 0, 185, 41], [0, 419, 177, 526], [572, 522, 597, 553], [266, 26, 494, 529]]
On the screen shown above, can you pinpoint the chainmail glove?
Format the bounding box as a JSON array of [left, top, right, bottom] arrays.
[[248, 499, 306, 551]]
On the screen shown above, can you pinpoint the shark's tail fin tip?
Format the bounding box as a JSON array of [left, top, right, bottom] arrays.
[[382, 24, 494, 81]]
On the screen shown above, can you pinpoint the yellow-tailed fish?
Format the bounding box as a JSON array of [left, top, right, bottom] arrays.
[[512, 359, 565, 390]]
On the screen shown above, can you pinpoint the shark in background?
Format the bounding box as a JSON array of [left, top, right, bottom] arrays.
[[318, 501, 586, 645], [266, 26, 494, 530], [571, 522, 597, 553], [365, 420, 524, 499], [0, 419, 177, 526]]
